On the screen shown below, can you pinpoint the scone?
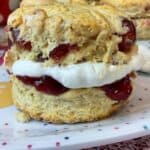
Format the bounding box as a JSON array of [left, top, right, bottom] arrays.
[[20, 0, 86, 7], [5, 3, 143, 123], [20, 0, 150, 40], [98, 0, 150, 40]]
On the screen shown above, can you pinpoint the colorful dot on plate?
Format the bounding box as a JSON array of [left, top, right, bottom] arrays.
[[114, 127, 119, 130], [98, 124, 102, 127], [125, 122, 130, 125], [24, 129, 29, 132], [4, 123, 8, 126], [27, 144, 32, 150], [1, 142, 7, 146], [98, 129, 102, 131], [43, 123, 49, 126], [63, 127, 68, 130], [138, 98, 142, 101], [143, 125, 149, 130], [56, 142, 60, 147], [64, 136, 69, 140], [129, 104, 134, 107]]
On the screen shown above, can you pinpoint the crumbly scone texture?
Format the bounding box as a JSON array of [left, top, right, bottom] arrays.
[[88, 1, 150, 40], [6, 3, 134, 69], [20, 0, 86, 7], [133, 18, 150, 40], [99, 0, 150, 18], [12, 77, 127, 123]]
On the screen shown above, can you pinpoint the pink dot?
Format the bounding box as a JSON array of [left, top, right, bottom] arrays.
[[27, 144, 32, 150], [2, 142, 7, 146], [56, 142, 60, 147]]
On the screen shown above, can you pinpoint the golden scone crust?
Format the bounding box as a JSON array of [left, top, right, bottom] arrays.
[[133, 18, 150, 40], [20, 0, 86, 7], [89, 0, 150, 40], [99, 0, 150, 40], [7, 3, 133, 68], [100, 0, 150, 18], [13, 77, 128, 123]]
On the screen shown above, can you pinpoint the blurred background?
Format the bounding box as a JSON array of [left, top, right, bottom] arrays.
[[0, 0, 20, 64]]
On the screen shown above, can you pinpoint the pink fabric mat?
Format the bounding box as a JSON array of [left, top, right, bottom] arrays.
[[86, 136, 150, 149]]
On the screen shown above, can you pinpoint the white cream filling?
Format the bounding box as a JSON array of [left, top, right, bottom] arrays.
[[12, 53, 144, 89], [137, 41, 150, 73]]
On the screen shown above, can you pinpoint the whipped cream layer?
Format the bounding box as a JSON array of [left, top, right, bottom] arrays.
[[12, 54, 144, 89], [137, 41, 150, 73]]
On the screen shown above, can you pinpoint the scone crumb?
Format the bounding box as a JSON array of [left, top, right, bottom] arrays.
[[16, 111, 31, 123]]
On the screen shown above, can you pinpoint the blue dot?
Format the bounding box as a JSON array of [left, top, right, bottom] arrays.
[[143, 125, 149, 130], [64, 136, 69, 140]]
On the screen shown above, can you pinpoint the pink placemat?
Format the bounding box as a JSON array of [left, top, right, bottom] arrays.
[[86, 136, 150, 149]]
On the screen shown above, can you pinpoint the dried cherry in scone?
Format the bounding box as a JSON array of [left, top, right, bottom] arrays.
[[118, 19, 136, 52], [101, 75, 132, 101], [17, 76, 69, 95], [10, 28, 32, 50], [49, 44, 78, 62]]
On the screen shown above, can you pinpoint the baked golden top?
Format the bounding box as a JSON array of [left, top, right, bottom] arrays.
[[99, 0, 150, 18], [20, 0, 86, 7], [6, 3, 135, 68]]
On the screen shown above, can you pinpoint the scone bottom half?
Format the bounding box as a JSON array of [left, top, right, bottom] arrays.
[[13, 75, 133, 123], [4, 3, 141, 123]]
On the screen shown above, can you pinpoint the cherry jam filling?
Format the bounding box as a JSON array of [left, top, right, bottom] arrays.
[[17, 74, 132, 100], [118, 19, 136, 53], [9, 28, 32, 50], [49, 44, 78, 62], [17, 76, 69, 96], [101, 75, 132, 101]]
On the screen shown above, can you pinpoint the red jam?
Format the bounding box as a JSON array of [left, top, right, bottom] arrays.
[[10, 28, 32, 50], [17, 76, 69, 95], [17, 74, 132, 100], [118, 19, 136, 52], [49, 44, 77, 62], [101, 76, 132, 101]]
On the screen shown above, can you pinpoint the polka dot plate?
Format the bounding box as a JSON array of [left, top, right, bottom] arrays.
[[0, 67, 150, 150]]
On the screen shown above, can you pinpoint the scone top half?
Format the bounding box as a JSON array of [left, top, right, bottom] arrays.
[[6, 3, 143, 97]]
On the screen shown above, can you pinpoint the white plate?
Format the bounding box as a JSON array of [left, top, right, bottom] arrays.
[[0, 75, 150, 150]]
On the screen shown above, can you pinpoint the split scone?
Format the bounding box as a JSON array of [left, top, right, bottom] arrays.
[[5, 3, 143, 123]]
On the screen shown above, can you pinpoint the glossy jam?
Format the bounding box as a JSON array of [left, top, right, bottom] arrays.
[[119, 19, 136, 52], [10, 28, 32, 50], [101, 76, 132, 101], [49, 44, 77, 62], [17, 76, 69, 96], [17, 74, 132, 100]]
